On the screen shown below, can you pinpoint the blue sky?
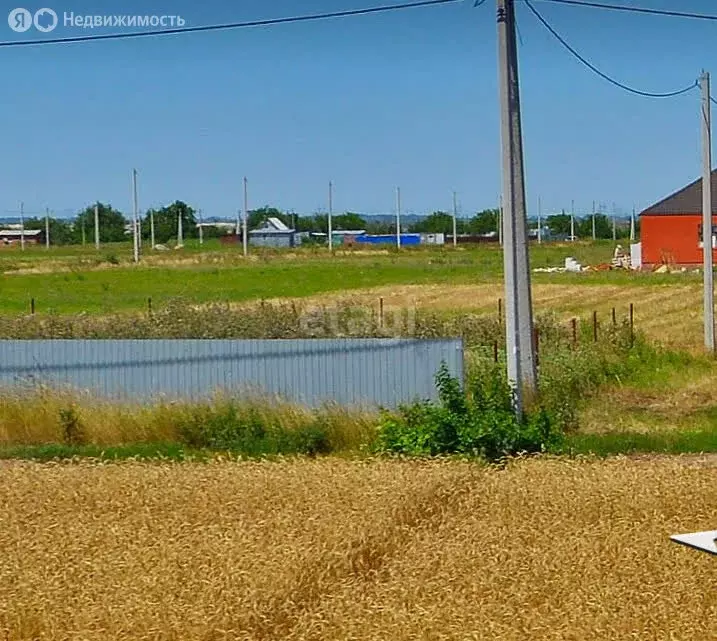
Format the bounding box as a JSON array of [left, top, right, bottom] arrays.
[[1, 0, 716, 220]]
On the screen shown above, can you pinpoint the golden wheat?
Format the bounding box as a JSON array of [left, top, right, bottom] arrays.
[[288, 282, 703, 349], [0, 457, 714, 640]]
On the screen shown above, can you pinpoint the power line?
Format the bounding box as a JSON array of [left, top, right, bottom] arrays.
[[528, 0, 717, 22], [0, 0, 462, 48], [523, 0, 698, 98]]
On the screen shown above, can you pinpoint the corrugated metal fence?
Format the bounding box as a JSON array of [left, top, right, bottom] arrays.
[[0, 338, 463, 408]]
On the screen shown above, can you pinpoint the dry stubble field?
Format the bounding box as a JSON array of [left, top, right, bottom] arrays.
[[1, 457, 715, 641]]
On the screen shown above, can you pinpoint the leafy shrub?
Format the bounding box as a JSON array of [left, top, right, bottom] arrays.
[[175, 403, 332, 457], [376, 363, 564, 461], [59, 406, 86, 446]]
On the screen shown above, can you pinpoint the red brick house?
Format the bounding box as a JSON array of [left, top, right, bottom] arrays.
[[640, 169, 717, 266]]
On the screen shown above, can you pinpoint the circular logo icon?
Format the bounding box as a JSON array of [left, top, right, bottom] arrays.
[[8, 8, 32, 32], [33, 8, 57, 32]]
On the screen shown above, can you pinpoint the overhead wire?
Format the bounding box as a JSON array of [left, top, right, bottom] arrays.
[[0, 0, 462, 48], [522, 0, 699, 98], [527, 0, 717, 22]]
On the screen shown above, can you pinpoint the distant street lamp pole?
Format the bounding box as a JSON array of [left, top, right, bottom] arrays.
[[395, 186, 402, 250], [132, 169, 139, 263], [94, 203, 100, 251], [19, 201, 25, 251], [243, 176, 249, 257], [177, 208, 183, 247], [150, 207, 155, 250], [537, 195, 542, 244], [328, 180, 334, 252]]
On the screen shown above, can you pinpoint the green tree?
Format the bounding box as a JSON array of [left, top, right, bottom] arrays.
[[74, 203, 127, 243], [466, 209, 499, 235], [333, 212, 366, 230], [143, 201, 197, 244], [248, 206, 290, 230], [24, 216, 74, 245], [410, 211, 454, 234], [546, 213, 572, 236], [577, 213, 613, 239]]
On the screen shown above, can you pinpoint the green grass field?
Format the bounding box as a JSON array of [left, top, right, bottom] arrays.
[[0, 240, 695, 314], [1, 238, 716, 460]]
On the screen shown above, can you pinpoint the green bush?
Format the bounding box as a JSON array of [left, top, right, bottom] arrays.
[[375, 363, 564, 461], [59, 406, 86, 446], [175, 403, 331, 457]]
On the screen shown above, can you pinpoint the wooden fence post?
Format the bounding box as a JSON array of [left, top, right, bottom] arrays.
[[572, 318, 578, 349]]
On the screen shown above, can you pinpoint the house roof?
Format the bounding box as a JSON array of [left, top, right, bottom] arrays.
[[266, 217, 290, 231], [0, 229, 42, 237], [250, 217, 295, 234], [640, 169, 717, 216]]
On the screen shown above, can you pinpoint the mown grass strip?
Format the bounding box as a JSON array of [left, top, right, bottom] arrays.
[[560, 426, 717, 457], [0, 442, 201, 462]]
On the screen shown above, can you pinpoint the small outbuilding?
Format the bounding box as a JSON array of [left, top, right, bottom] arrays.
[[640, 169, 717, 266], [249, 217, 297, 248], [0, 229, 44, 245]]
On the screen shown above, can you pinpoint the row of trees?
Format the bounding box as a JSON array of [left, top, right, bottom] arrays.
[[20, 202, 636, 246]]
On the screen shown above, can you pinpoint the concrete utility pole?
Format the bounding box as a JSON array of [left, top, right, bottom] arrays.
[[570, 201, 575, 241], [198, 209, 204, 246], [630, 206, 636, 242], [150, 207, 155, 250], [328, 180, 334, 252], [94, 203, 100, 251], [612, 202, 617, 241], [592, 200, 596, 241], [132, 169, 139, 263], [242, 176, 249, 257], [395, 186, 402, 249], [537, 195, 542, 244], [497, 0, 537, 413], [452, 190, 458, 247], [19, 202, 25, 251], [45, 207, 50, 249], [498, 194, 503, 246], [701, 70, 714, 353], [177, 208, 183, 247]]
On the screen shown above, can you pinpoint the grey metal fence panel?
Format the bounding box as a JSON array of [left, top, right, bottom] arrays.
[[0, 339, 463, 408]]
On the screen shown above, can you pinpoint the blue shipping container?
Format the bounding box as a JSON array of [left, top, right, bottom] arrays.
[[355, 234, 421, 245]]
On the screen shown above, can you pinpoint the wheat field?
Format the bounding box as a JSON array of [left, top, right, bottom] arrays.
[[283, 282, 702, 350], [0, 457, 714, 640]]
